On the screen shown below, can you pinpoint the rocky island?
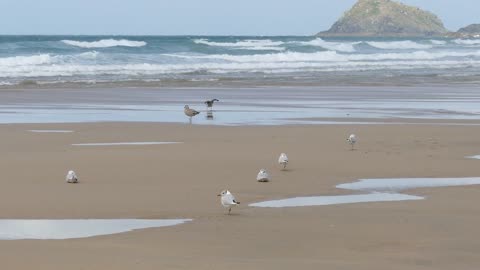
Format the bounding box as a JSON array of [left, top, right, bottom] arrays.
[[449, 24, 480, 38], [317, 0, 447, 37]]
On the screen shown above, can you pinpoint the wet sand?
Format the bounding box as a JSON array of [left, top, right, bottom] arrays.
[[0, 122, 480, 269], [1, 86, 480, 125]]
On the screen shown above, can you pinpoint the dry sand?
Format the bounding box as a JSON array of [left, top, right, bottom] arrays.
[[0, 122, 479, 269]]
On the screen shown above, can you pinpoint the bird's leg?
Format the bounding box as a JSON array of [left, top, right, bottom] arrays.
[[228, 208, 231, 215], [283, 163, 286, 169]]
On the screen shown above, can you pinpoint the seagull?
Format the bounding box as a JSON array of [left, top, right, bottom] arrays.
[[278, 153, 288, 169], [257, 169, 270, 182], [204, 99, 219, 110], [66, 170, 78, 183], [184, 105, 200, 124], [347, 134, 357, 150], [217, 190, 240, 214]]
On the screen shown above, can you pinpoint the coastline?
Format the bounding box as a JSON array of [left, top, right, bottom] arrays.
[[1, 85, 480, 126]]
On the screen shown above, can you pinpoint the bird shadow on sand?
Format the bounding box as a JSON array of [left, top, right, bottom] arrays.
[[224, 213, 242, 216]]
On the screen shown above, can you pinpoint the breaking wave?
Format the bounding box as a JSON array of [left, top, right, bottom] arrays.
[[169, 50, 480, 63], [367, 41, 433, 50], [2, 49, 478, 79], [296, 38, 358, 52], [0, 60, 478, 78], [1, 36, 480, 86], [62, 39, 147, 48], [193, 39, 285, 51], [430, 40, 447, 45], [0, 54, 52, 67], [454, 39, 480, 45]]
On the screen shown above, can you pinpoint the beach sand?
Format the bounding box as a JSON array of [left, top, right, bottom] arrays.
[[0, 122, 479, 269]]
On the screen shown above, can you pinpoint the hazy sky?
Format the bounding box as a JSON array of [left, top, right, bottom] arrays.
[[0, 0, 478, 35]]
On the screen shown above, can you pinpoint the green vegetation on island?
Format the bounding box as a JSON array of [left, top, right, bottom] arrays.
[[317, 0, 447, 37]]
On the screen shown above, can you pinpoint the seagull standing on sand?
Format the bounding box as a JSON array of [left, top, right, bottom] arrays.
[[66, 170, 78, 183], [347, 134, 357, 150], [184, 105, 200, 124], [204, 99, 219, 110], [218, 190, 240, 214], [257, 169, 270, 182], [278, 153, 288, 169]]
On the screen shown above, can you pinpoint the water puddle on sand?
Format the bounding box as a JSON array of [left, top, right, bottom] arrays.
[[0, 219, 192, 240], [250, 177, 480, 208], [72, 142, 182, 146], [29, 130, 74, 133]]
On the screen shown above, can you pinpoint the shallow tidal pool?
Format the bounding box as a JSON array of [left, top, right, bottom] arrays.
[[0, 219, 192, 240]]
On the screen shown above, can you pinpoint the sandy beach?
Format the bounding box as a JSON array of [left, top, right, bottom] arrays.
[[0, 121, 479, 269], [2, 1, 480, 267]]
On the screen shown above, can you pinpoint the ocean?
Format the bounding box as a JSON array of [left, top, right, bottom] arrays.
[[1, 35, 480, 87]]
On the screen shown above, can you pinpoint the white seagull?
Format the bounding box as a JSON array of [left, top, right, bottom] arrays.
[[278, 153, 288, 169], [347, 134, 357, 150], [66, 170, 78, 183], [257, 169, 270, 182], [218, 190, 240, 214]]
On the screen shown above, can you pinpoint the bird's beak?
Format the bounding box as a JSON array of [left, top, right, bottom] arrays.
[[217, 194, 221, 196]]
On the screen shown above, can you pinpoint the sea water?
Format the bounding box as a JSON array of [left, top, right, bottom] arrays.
[[0, 219, 192, 240], [0, 36, 479, 87], [250, 177, 480, 208]]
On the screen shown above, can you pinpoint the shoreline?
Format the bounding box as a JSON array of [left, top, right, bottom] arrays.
[[1, 85, 480, 126], [2, 77, 480, 90]]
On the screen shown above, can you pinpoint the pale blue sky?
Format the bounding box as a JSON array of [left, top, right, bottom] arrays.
[[0, 0, 477, 35]]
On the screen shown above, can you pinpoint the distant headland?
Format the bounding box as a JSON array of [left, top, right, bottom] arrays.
[[317, 0, 479, 38]]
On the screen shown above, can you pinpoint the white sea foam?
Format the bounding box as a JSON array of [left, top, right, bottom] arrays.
[[77, 51, 100, 59], [62, 39, 147, 48], [0, 52, 99, 69], [193, 39, 285, 51], [367, 41, 433, 50], [239, 46, 285, 51], [194, 39, 284, 47], [0, 59, 479, 78], [297, 38, 357, 52], [0, 81, 15, 86], [454, 39, 480, 45], [1, 49, 479, 78], [0, 54, 52, 67], [170, 50, 480, 63], [430, 40, 447, 45]]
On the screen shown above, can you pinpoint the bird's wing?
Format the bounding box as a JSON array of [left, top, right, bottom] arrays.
[[257, 171, 269, 180], [223, 193, 237, 205]]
